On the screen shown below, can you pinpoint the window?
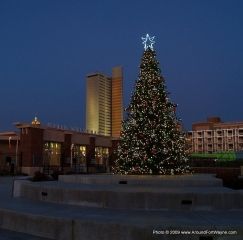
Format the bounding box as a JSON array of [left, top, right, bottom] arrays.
[[228, 130, 233, 136], [216, 130, 222, 136], [239, 143, 243, 150], [73, 145, 86, 164], [228, 137, 233, 142], [228, 144, 234, 150], [239, 129, 243, 135], [197, 131, 202, 137], [95, 147, 109, 165], [43, 142, 61, 166]]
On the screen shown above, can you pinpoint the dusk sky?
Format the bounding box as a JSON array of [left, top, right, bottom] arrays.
[[0, 0, 243, 131]]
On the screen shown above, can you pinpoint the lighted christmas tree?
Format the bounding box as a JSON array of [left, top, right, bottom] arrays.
[[113, 34, 191, 175]]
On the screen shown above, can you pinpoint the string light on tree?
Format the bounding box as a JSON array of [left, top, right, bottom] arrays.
[[113, 34, 191, 175]]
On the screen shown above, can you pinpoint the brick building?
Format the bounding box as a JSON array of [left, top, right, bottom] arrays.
[[0, 118, 114, 175], [0, 132, 19, 173], [187, 117, 243, 154]]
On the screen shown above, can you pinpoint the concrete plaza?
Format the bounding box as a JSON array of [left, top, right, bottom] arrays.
[[0, 175, 243, 239]]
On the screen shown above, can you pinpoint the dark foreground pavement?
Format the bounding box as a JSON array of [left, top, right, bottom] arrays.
[[0, 228, 50, 240]]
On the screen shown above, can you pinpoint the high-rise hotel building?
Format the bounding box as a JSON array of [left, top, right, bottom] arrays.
[[86, 66, 123, 137]]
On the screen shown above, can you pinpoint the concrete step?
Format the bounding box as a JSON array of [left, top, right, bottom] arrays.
[[14, 179, 243, 210], [59, 174, 223, 187], [1, 200, 243, 240], [1, 176, 243, 240]]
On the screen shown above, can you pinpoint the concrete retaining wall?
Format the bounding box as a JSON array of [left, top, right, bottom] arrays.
[[1, 208, 243, 240], [0, 208, 156, 240], [13, 180, 243, 210], [58, 174, 223, 187], [0, 208, 72, 240]]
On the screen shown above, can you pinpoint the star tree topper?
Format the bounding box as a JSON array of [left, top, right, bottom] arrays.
[[141, 33, 155, 50]]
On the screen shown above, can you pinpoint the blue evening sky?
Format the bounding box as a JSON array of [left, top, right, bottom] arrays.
[[0, 0, 243, 131]]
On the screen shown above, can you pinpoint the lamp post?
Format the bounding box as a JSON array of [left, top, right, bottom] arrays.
[[70, 144, 74, 169], [15, 138, 19, 173], [8, 136, 12, 149]]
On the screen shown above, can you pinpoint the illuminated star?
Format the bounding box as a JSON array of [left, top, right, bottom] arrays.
[[141, 33, 155, 50]]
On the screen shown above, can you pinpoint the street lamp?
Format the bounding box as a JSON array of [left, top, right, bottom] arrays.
[[70, 144, 74, 169], [15, 138, 19, 173]]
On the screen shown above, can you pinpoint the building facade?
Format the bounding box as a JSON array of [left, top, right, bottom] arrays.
[[0, 118, 114, 175], [187, 117, 243, 153], [0, 132, 19, 173], [111, 67, 123, 138], [86, 72, 112, 136], [86, 66, 123, 137]]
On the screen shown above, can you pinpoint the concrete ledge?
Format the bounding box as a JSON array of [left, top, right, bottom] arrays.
[[0, 208, 72, 240], [59, 174, 222, 187], [13, 180, 243, 210], [2, 175, 243, 240], [0, 211, 152, 240], [1, 207, 243, 240]]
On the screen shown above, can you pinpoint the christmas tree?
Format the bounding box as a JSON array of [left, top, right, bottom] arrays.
[[113, 34, 191, 175]]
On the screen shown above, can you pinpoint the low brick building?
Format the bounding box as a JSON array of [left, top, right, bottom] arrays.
[[0, 118, 115, 175]]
